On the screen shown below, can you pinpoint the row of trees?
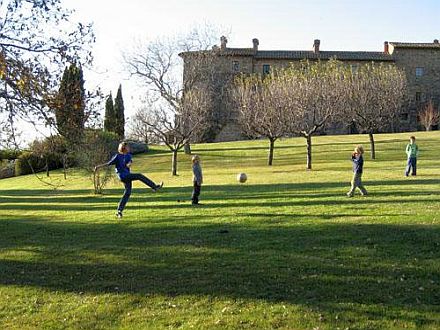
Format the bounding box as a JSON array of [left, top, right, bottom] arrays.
[[104, 85, 125, 139], [234, 60, 407, 169]]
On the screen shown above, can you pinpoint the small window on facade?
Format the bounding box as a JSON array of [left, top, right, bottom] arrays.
[[400, 113, 409, 121], [232, 60, 240, 72], [415, 67, 424, 77], [415, 92, 421, 102], [263, 64, 270, 75], [350, 64, 359, 73]]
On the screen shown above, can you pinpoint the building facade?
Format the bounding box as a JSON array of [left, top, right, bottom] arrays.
[[181, 37, 440, 142]]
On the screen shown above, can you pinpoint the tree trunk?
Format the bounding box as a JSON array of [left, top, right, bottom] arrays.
[[268, 138, 275, 166], [369, 132, 376, 160], [172, 149, 178, 176], [184, 142, 191, 155], [306, 134, 312, 170], [63, 154, 67, 179], [45, 158, 49, 177]]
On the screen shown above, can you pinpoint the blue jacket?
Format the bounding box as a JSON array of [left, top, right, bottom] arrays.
[[351, 154, 364, 174], [107, 153, 132, 179]]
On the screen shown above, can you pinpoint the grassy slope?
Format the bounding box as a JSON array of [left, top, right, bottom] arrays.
[[0, 132, 439, 330]]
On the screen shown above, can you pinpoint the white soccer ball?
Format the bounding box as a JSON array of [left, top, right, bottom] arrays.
[[237, 173, 247, 183]]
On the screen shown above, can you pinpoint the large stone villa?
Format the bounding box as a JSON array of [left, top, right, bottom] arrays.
[[181, 37, 440, 142]]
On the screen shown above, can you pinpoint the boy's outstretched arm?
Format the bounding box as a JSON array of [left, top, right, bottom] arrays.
[[95, 154, 118, 172]]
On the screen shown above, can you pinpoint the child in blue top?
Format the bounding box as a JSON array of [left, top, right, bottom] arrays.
[[95, 142, 163, 218], [347, 145, 368, 197]]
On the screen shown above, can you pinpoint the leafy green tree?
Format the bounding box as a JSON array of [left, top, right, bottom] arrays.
[[0, 0, 94, 143], [104, 93, 115, 132], [114, 85, 125, 139], [55, 63, 86, 144]]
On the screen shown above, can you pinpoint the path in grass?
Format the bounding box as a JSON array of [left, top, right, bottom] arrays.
[[0, 132, 439, 329]]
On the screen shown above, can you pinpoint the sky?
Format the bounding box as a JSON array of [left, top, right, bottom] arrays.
[[21, 0, 440, 142]]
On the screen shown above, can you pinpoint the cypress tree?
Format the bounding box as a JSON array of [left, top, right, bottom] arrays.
[[103, 93, 115, 132], [55, 63, 85, 144], [114, 84, 125, 139]]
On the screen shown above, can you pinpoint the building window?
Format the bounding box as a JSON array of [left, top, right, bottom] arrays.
[[350, 64, 359, 73], [232, 60, 240, 72], [263, 64, 270, 75], [415, 67, 424, 77], [415, 92, 422, 102], [400, 113, 409, 121]]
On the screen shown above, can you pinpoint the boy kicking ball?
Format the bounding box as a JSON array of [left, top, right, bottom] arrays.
[[95, 142, 163, 218]]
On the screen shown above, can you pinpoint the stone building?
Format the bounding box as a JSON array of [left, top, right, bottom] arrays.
[[180, 37, 440, 142]]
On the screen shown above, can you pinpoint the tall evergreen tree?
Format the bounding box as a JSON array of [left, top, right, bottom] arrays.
[[114, 84, 125, 139], [103, 93, 115, 132], [55, 63, 85, 144]]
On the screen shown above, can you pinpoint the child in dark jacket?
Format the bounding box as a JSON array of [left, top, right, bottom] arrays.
[[95, 142, 163, 218], [347, 145, 368, 197], [191, 155, 203, 205]]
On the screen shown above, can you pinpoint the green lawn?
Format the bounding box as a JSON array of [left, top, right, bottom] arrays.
[[0, 132, 439, 330]]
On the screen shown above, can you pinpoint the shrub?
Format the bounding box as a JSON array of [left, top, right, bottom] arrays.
[[0, 160, 15, 179], [15, 152, 46, 176], [126, 140, 148, 155], [0, 149, 22, 160], [76, 129, 119, 194]]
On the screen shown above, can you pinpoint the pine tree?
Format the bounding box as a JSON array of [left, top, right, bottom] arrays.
[[103, 93, 115, 132], [55, 63, 85, 144], [114, 84, 125, 139]]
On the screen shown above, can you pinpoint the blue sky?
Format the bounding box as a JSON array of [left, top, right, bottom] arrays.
[[24, 0, 440, 141]]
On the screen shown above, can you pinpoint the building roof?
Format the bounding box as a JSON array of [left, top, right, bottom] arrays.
[[181, 48, 394, 62], [254, 50, 394, 61], [180, 39, 440, 61], [390, 42, 440, 49]]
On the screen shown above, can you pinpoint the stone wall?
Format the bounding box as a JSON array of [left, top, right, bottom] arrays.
[[392, 48, 440, 130], [182, 42, 440, 142]]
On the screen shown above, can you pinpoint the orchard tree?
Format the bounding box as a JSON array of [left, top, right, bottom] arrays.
[[114, 84, 125, 139], [0, 0, 95, 143], [137, 88, 209, 175], [347, 63, 406, 159], [234, 72, 291, 166], [286, 60, 348, 170]]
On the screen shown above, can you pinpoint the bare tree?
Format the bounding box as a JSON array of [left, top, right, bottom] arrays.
[[286, 60, 347, 170], [347, 62, 406, 159], [127, 98, 159, 144], [137, 88, 209, 175], [234, 72, 291, 165], [419, 100, 439, 131], [123, 25, 225, 174]]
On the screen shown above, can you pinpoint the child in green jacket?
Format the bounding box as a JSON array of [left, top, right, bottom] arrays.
[[405, 136, 419, 176]]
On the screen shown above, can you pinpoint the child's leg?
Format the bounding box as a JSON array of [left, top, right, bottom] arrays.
[[118, 180, 132, 212], [411, 157, 417, 176], [192, 182, 201, 204], [357, 175, 367, 195], [405, 158, 412, 176], [347, 173, 357, 196], [128, 173, 157, 189]]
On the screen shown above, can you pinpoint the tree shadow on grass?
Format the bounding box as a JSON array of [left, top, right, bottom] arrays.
[[0, 217, 439, 327], [0, 179, 439, 212]]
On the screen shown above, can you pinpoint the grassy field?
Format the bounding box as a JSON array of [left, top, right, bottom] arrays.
[[0, 132, 439, 330]]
